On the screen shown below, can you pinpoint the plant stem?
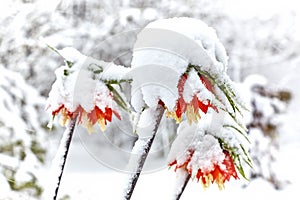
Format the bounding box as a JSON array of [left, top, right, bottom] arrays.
[[53, 116, 77, 200], [124, 104, 165, 200], [174, 170, 191, 200]]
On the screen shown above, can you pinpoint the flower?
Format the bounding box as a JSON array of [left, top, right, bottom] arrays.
[[51, 103, 121, 132], [195, 151, 239, 189], [169, 149, 238, 190], [167, 73, 217, 124], [46, 69, 122, 132]]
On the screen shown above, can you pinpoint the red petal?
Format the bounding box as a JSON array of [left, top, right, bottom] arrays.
[[105, 107, 113, 122], [87, 106, 104, 125], [113, 110, 122, 120], [222, 151, 239, 180], [196, 169, 203, 180], [175, 103, 182, 118], [211, 166, 221, 183], [74, 105, 84, 122], [158, 100, 165, 107], [169, 160, 177, 167], [52, 104, 64, 116], [191, 96, 199, 112], [198, 100, 209, 113], [87, 108, 97, 125], [178, 74, 188, 94], [200, 75, 213, 93]]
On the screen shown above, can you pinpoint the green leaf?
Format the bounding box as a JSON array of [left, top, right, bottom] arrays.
[[217, 138, 251, 181], [236, 157, 249, 181], [106, 84, 130, 112], [240, 144, 253, 168], [223, 124, 250, 143]]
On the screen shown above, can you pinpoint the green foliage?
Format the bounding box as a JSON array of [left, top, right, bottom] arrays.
[[4, 169, 43, 197], [59, 195, 71, 200], [30, 140, 46, 163], [0, 140, 26, 161], [0, 139, 46, 197]]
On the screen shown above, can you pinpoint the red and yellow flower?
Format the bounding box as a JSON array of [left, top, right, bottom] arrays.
[[169, 150, 238, 190], [51, 103, 121, 132], [167, 73, 217, 124]]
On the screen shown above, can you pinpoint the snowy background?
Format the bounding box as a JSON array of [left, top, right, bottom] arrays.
[[1, 0, 300, 199]]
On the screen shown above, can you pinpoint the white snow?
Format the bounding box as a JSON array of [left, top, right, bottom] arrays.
[[167, 121, 197, 165], [190, 134, 225, 173], [172, 168, 190, 199], [0, 154, 19, 170], [135, 107, 159, 139], [45, 134, 300, 200], [130, 17, 229, 112], [142, 17, 228, 71]]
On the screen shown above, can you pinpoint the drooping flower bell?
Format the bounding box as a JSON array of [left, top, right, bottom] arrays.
[[130, 17, 229, 124], [168, 117, 251, 190], [46, 47, 128, 132], [169, 149, 238, 190], [48, 86, 121, 132]]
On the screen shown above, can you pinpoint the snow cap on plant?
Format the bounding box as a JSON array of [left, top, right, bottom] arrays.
[[129, 17, 244, 124], [46, 47, 130, 132], [168, 113, 252, 189]]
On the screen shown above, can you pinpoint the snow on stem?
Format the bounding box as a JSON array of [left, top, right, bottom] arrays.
[[173, 168, 191, 200], [124, 103, 165, 200], [52, 116, 77, 200]]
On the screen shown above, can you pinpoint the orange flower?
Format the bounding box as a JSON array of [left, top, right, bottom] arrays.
[[51, 104, 121, 132], [167, 73, 217, 123], [169, 150, 238, 190], [195, 151, 239, 189]]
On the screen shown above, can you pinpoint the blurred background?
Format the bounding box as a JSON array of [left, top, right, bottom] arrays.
[[0, 0, 299, 199]]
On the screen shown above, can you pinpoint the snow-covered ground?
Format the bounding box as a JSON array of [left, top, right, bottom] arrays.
[[1, 1, 300, 199], [48, 123, 300, 200]]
